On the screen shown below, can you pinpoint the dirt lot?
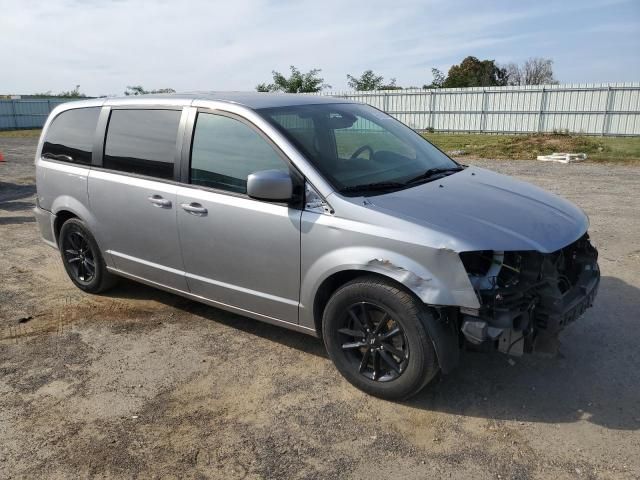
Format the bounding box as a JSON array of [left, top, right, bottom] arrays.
[[1, 136, 639, 479]]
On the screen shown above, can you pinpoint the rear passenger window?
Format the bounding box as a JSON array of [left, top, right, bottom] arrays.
[[42, 107, 100, 164], [190, 113, 288, 194], [103, 109, 181, 180]]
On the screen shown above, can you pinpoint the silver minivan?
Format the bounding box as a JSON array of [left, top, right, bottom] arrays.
[[34, 93, 599, 399]]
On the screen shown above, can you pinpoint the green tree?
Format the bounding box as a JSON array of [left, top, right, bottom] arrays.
[[505, 57, 559, 86], [379, 78, 402, 90], [256, 66, 330, 93], [347, 70, 402, 91], [441, 56, 508, 88], [347, 70, 383, 90], [31, 85, 87, 98], [58, 85, 87, 98], [423, 68, 445, 89], [124, 85, 176, 96]]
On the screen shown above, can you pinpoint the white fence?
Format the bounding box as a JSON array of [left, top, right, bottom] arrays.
[[2, 83, 639, 135], [317, 82, 640, 136]]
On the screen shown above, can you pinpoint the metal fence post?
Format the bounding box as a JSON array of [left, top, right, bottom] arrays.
[[601, 86, 612, 136], [10, 99, 18, 129], [480, 89, 487, 132], [428, 91, 433, 130], [537, 88, 546, 133]]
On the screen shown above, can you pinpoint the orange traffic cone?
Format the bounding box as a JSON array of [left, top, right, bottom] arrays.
[[0, 151, 4, 162]]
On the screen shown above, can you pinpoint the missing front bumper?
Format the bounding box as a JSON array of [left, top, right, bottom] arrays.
[[459, 234, 600, 355]]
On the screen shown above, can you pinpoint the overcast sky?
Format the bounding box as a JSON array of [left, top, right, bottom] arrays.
[[2, 0, 639, 96]]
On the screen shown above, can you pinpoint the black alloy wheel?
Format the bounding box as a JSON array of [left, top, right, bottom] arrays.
[[58, 218, 117, 293], [322, 276, 440, 400], [62, 230, 96, 284], [338, 302, 409, 382]]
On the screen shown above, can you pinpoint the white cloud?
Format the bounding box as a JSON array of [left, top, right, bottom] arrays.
[[1, 0, 638, 95]]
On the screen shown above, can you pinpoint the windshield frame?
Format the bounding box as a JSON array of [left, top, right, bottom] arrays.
[[256, 102, 460, 196]]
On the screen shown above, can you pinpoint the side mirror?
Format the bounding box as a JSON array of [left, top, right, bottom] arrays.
[[247, 169, 293, 202]]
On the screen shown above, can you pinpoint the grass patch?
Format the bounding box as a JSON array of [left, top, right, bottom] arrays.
[[0, 129, 42, 138], [422, 132, 640, 163]]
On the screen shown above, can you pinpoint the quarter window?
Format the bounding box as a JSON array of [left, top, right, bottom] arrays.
[[190, 113, 289, 194], [103, 109, 181, 179], [42, 107, 100, 164]]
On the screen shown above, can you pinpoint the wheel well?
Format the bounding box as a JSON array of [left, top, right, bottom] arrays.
[[53, 210, 77, 241], [313, 270, 462, 374], [312, 270, 415, 338]]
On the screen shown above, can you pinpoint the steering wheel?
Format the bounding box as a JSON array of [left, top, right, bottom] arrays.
[[350, 145, 374, 160]]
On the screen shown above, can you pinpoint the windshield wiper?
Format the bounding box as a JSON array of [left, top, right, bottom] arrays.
[[340, 181, 407, 194], [405, 166, 463, 185], [341, 166, 464, 195]]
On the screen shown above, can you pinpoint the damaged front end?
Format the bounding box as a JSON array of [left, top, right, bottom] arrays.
[[458, 234, 599, 356]]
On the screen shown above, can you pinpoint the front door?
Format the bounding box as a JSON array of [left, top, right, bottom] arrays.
[[176, 111, 302, 322]]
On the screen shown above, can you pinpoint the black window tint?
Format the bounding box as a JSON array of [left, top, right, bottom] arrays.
[[104, 109, 181, 179], [42, 107, 100, 164], [190, 113, 288, 194]]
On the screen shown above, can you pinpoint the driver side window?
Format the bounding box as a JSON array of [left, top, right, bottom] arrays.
[[190, 113, 289, 194]]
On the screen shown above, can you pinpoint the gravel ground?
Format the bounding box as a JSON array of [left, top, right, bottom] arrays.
[[1, 137, 639, 479]]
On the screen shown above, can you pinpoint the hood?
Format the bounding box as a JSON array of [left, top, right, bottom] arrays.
[[366, 166, 588, 253]]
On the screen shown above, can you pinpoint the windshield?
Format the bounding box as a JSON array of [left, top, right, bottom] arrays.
[[258, 103, 458, 194]]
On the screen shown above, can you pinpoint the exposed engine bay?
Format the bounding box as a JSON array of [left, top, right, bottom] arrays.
[[458, 234, 600, 355]]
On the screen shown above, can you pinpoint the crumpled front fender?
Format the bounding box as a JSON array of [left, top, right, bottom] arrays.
[[299, 245, 479, 330]]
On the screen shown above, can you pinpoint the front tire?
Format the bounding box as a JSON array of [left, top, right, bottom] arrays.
[[58, 218, 117, 293], [322, 276, 440, 400]]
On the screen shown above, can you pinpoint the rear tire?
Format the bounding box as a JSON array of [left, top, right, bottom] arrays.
[[322, 276, 440, 400], [58, 218, 117, 293]]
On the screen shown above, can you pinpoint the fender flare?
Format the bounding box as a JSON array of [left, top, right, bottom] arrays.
[[50, 196, 108, 257], [51, 196, 95, 232], [301, 247, 479, 325], [301, 247, 470, 373]]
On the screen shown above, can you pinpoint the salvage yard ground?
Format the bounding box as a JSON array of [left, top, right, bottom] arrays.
[[1, 135, 639, 479]]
